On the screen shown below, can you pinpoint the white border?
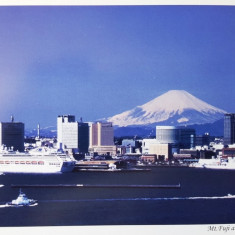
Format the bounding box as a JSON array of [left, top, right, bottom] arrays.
[[0, 2, 234, 235], [2, 224, 235, 235], [0, 0, 234, 6]]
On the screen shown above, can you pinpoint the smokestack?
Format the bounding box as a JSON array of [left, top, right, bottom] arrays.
[[11, 115, 14, 122]]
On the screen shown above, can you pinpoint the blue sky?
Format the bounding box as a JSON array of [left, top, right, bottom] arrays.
[[0, 5, 235, 129]]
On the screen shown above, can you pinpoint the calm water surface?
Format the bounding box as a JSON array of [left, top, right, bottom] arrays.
[[0, 167, 235, 226]]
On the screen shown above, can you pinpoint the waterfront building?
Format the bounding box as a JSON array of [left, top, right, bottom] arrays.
[[122, 139, 137, 147], [149, 143, 172, 161], [121, 139, 138, 154], [173, 153, 193, 161], [141, 139, 172, 161], [156, 126, 196, 153], [0, 120, 24, 152], [179, 149, 199, 158], [89, 122, 116, 156], [116, 145, 126, 155], [57, 115, 89, 153], [222, 148, 235, 158], [142, 139, 159, 154], [140, 154, 157, 163], [195, 133, 210, 147], [89, 145, 116, 156], [224, 113, 235, 145], [174, 149, 215, 161]]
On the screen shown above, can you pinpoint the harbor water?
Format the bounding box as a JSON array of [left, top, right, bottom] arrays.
[[0, 166, 235, 226]]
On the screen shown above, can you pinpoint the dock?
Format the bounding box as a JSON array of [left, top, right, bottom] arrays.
[[76, 168, 151, 172], [11, 183, 181, 189]]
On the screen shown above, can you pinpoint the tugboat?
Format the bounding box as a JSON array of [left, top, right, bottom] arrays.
[[7, 189, 38, 207]]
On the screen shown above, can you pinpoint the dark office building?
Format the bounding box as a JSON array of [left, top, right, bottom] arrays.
[[195, 133, 210, 147], [77, 122, 89, 153], [224, 113, 235, 145], [0, 122, 25, 152]]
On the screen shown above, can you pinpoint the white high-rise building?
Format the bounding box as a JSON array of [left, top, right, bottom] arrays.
[[57, 115, 89, 153]]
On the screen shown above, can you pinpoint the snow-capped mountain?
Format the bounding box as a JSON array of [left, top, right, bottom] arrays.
[[107, 90, 226, 127]]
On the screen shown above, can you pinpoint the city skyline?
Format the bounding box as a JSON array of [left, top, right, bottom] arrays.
[[0, 5, 235, 128]]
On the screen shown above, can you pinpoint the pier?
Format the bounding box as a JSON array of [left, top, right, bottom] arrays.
[[77, 168, 151, 172], [11, 183, 181, 189]]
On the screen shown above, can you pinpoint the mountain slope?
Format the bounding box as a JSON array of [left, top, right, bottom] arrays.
[[113, 118, 224, 137], [107, 90, 226, 127]]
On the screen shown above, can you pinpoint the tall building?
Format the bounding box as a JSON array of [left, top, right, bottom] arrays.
[[89, 122, 114, 146], [57, 115, 89, 153], [0, 121, 24, 152], [89, 122, 116, 156], [224, 113, 235, 145], [156, 126, 195, 153]]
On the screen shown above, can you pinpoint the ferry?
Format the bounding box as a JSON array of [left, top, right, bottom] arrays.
[[0, 146, 76, 173]]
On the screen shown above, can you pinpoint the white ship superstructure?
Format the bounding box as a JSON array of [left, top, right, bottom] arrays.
[[190, 157, 235, 170], [0, 146, 76, 173], [203, 157, 235, 170]]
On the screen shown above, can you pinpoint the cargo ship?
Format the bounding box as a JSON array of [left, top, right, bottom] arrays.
[[0, 146, 76, 173]]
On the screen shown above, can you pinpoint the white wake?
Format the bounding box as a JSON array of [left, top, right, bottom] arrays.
[[40, 194, 235, 203]]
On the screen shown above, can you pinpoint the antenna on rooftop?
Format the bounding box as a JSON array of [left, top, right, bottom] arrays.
[[11, 115, 14, 122]]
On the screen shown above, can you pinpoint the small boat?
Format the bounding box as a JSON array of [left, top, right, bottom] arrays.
[[7, 189, 38, 207]]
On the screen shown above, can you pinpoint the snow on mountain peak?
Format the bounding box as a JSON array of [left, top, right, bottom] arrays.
[[142, 90, 222, 113], [107, 90, 226, 127]]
